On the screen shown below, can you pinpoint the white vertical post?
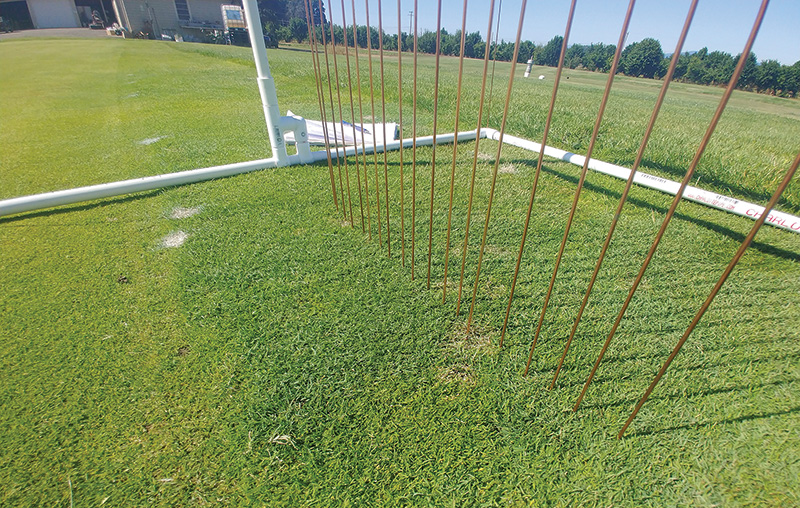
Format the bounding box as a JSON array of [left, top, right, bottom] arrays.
[[241, 0, 289, 166]]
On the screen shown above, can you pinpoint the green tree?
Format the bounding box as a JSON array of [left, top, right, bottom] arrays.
[[705, 51, 735, 85], [672, 52, 690, 80], [518, 40, 535, 63], [472, 40, 486, 59], [440, 29, 459, 56], [330, 24, 344, 45], [492, 41, 515, 62], [258, 0, 286, 37], [686, 47, 710, 84], [274, 24, 291, 42], [402, 33, 414, 52], [368, 25, 379, 48], [354, 24, 367, 48], [535, 35, 563, 67], [584, 43, 615, 72], [418, 30, 436, 54], [777, 61, 800, 97], [736, 52, 758, 90], [564, 44, 585, 69], [659, 56, 670, 79], [620, 38, 664, 78], [383, 32, 397, 51], [311, 2, 326, 26], [756, 59, 781, 93], [464, 31, 482, 59], [284, 0, 307, 20], [287, 17, 307, 42]]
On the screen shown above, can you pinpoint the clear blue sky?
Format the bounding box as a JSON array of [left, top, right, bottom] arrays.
[[341, 0, 799, 65]]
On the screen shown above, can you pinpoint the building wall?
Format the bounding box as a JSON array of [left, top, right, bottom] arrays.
[[115, 0, 173, 35], [117, 0, 229, 38], [27, 0, 80, 28], [187, 0, 223, 24], [4, 0, 234, 33]]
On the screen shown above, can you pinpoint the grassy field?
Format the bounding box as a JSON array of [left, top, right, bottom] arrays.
[[1, 37, 799, 506]]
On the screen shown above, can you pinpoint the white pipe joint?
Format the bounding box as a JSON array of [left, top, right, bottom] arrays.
[[279, 115, 314, 164]]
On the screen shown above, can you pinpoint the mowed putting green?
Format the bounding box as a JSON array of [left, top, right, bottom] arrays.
[[1, 38, 799, 506]]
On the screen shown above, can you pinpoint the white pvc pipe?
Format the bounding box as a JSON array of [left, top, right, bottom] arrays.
[[0, 158, 278, 217], [4, 123, 798, 235], [0, 130, 479, 217], [484, 128, 800, 234], [242, 0, 288, 166]]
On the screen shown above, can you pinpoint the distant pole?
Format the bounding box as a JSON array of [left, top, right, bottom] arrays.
[[409, 10, 413, 35]]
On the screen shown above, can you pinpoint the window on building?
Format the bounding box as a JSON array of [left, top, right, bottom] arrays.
[[224, 9, 242, 21], [174, 0, 190, 22]]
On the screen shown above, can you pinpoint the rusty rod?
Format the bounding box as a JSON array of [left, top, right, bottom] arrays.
[[499, 0, 577, 347], [455, 0, 496, 316], [619, 150, 798, 439], [365, 0, 384, 245], [523, 0, 636, 377], [317, 0, 347, 217], [351, 0, 372, 239], [467, 0, 528, 328], [378, 0, 392, 256], [426, 0, 443, 288], [575, 0, 770, 410], [397, 0, 406, 265], [304, 0, 338, 210], [441, 0, 470, 304], [327, 0, 355, 225], [549, 0, 698, 388]]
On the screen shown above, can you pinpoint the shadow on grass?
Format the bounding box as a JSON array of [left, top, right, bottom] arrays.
[[627, 405, 800, 437], [558, 346, 800, 400], [578, 377, 800, 412], [510, 160, 800, 263], [602, 333, 795, 369], [666, 350, 800, 374], [276, 46, 312, 54], [338, 153, 799, 261], [0, 190, 162, 225]]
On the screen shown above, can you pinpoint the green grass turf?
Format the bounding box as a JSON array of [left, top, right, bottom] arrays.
[[1, 38, 799, 506]]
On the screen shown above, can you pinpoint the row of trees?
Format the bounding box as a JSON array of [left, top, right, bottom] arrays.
[[259, 3, 799, 98]]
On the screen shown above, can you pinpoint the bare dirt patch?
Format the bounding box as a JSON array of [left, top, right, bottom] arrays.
[[437, 363, 476, 385], [436, 321, 496, 387], [499, 163, 517, 174], [169, 206, 201, 219], [160, 231, 188, 248], [138, 136, 167, 146], [484, 244, 513, 258], [447, 321, 495, 353]]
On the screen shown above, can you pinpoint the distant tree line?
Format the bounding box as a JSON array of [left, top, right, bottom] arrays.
[[260, 1, 800, 98]]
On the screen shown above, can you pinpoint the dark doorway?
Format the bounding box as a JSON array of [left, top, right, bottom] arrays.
[[74, 0, 116, 27], [0, 1, 34, 30]]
